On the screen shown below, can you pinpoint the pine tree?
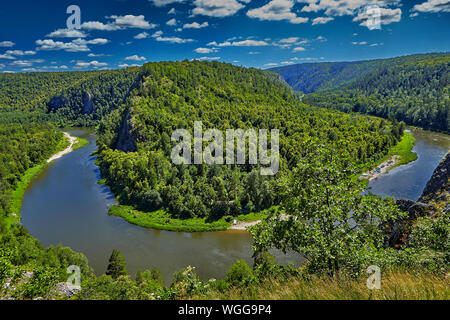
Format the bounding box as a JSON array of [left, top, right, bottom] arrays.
[[106, 249, 128, 279]]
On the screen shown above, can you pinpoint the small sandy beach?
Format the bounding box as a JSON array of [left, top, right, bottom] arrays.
[[47, 132, 77, 163], [229, 220, 261, 231], [360, 155, 400, 181]]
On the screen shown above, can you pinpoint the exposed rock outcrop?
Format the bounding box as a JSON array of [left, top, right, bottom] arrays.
[[384, 151, 449, 248], [116, 112, 137, 152], [419, 151, 450, 208], [1, 271, 81, 300], [53, 282, 81, 299], [82, 92, 94, 114], [395, 199, 434, 220]]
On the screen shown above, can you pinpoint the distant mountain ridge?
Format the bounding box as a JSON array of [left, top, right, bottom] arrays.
[[271, 53, 450, 132], [270, 53, 449, 93]]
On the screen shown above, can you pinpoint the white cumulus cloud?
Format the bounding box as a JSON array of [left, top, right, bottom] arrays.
[[46, 29, 87, 38], [192, 0, 245, 17], [125, 55, 147, 61], [81, 15, 157, 31], [134, 32, 150, 39], [183, 21, 209, 29], [353, 7, 402, 28], [247, 0, 309, 24], [0, 41, 15, 47], [35, 38, 109, 52], [412, 0, 450, 13], [312, 16, 334, 25]]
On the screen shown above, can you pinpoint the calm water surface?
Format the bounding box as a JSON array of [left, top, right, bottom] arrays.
[[368, 127, 450, 200], [20, 127, 450, 282]]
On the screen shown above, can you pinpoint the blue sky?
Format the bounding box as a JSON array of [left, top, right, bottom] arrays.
[[0, 0, 449, 72]]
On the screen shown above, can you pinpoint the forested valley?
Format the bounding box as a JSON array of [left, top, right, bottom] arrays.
[[272, 53, 449, 133], [0, 57, 448, 300]]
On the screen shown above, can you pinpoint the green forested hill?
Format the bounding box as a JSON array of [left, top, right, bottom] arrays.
[[0, 68, 140, 126], [96, 60, 404, 220], [271, 53, 449, 132], [270, 53, 448, 93], [0, 72, 89, 111], [306, 55, 450, 132]]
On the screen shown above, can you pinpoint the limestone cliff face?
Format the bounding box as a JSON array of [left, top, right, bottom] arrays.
[[418, 151, 450, 213], [385, 151, 449, 248], [48, 91, 95, 115], [82, 92, 94, 114], [116, 111, 137, 152]]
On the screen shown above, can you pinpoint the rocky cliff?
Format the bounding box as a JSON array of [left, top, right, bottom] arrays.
[[116, 111, 137, 152], [384, 151, 449, 248], [82, 92, 94, 114], [418, 151, 450, 212]]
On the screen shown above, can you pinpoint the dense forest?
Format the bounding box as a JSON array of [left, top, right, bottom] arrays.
[[0, 122, 64, 216], [270, 53, 448, 93], [96, 61, 405, 221], [0, 68, 140, 127], [272, 53, 449, 132]]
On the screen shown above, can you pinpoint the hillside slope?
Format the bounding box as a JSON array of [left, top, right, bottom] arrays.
[[96, 61, 405, 224], [271, 53, 449, 132], [270, 53, 448, 93], [0, 68, 140, 126]]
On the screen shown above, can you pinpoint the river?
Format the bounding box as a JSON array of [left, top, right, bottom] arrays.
[[367, 127, 450, 200], [20, 127, 450, 282], [20, 129, 296, 282]]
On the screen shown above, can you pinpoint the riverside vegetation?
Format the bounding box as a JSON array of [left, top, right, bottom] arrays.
[[0, 57, 448, 300]]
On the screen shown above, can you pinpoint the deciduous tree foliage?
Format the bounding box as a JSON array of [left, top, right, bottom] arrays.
[[250, 142, 405, 277], [0, 122, 63, 215]]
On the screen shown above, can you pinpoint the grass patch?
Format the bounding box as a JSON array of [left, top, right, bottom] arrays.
[[108, 205, 274, 232], [236, 207, 277, 222], [109, 205, 232, 232], [359, 131, 417, 179], [191, 271, 450, 300], [55, 132, 70, 152], [72, 137, 89, 151], [6, 163, 50, 225], [387, 131, 417, 166]]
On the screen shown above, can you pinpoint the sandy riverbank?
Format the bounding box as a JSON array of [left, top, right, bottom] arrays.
[[229, 220, 261, 231], [360, 155, 400, 181], [47, 132, 77, 163]]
